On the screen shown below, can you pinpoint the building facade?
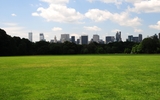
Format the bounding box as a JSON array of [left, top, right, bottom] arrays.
[[106, 36, 115, 44], [93, 34, 99, 43], [80, 35, 88, 45], [77, 39, 80, 44], [116, 31, 122, 42], [133, 37, 139, 42], [54, 36, 57, 43], [61, 34, 70, 43], [138, 34, 142, 42], [71, 36, 75, 43], [128, 35, 133, 42], [28, 32, 32, 42], [40, 33, 45, 41]]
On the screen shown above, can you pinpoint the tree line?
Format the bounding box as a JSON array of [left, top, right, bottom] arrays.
[[0, 28, 160, 56]]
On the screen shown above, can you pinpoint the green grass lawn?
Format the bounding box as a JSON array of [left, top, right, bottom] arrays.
[[0, 55, 160, 100]]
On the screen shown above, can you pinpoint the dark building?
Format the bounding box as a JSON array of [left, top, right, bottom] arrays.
[[133, 37, 139, 42], [106, 36, 115, 44], [127, 34, 142, 42], [71, 36, 75, 43], [80, 35, 88, 45], [77, 39, 80, 44], [116, 31, 122, 42], [128, 35, 133, 42], [138, 34, 142, 42]]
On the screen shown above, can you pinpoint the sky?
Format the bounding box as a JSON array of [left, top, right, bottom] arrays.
[[1, 0, 160, 42]]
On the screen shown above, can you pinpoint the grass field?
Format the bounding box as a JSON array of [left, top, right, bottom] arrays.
[[0, 55, 160, 100]]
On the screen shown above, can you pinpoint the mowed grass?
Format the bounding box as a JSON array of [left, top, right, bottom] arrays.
[[0, 55, 160, 100]]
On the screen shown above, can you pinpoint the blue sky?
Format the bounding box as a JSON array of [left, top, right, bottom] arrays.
[[1, 0, 160, 42]]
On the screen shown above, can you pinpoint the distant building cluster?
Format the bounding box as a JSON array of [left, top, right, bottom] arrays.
[[127, 34, 142, 43], [28, 31, 160, 44]]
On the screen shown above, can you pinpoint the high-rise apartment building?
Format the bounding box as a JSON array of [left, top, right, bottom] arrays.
[[138, 34, 142, 42], [61, 34, 70, 43], [127, 34, 142, 42], [77, 39, 80, 44], [80, 35, 88, 45], [93, 34, 99, 43], [128, 35, 133, 42], [116, 31, 122, 42], [133, 37, 139, 42], [40, 33, 45, 41], [71, 36, 75, 43], [106, 36, 115, 44], [54, 36, 57, 43], [28, 32, 32, 42]]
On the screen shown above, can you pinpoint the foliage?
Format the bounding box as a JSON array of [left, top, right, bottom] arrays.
[[131, 35, 160, 54], [1, 28, 160, 55]]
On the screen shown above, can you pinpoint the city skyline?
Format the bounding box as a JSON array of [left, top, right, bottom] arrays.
[[33, 32, 143, 44], [1, 0, 160, 42]]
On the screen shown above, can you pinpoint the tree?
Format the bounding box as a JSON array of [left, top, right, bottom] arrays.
[[141, 37, 159, 53]]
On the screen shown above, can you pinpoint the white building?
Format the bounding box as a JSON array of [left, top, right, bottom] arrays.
[[54, 36, 57, 43], [61, 34, 70, 43], [40, 33, 45, 41], [93, 34, 99, 43], [28, 32, 32, 42]]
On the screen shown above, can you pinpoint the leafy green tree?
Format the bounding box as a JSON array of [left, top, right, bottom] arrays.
[[141, 37, 159, 53]]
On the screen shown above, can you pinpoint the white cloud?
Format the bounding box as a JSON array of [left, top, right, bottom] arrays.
[[84, 26, 101, 31], [40, 0, 69, 4], [101, 0, 122, 5], [128, 0, 160, 13], [134, 28, 143, 33], [11, 13, 17, 17], [32, 3, 84, 23], [85, 9, 112, 22], [32, 12, 39, 16], [87, 0, 122, 5], [52, 27, 62, 31], [125, 0, 142, 3], [112, 12, 141, 27], [85, 9, 141, 27], [87, 0, 95, 3], [149, 21, 160, 30]]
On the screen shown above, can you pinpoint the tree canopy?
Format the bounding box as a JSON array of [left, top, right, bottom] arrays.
[[1, 28, 160, 56]]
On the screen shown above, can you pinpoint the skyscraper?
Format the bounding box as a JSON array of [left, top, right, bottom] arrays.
[[61, 34, 70, 43], [77, 39, 80, 44], [28, 32, 32, 42], [128, 35, 133, 42], [138, 34, 142, 42], [54, 36, 57, 43], [105, 36, 115, 44], [71, 36, 75, 43], [93, 34, 99, 43], [40, 33, 45, 41], [116, 31, 122, 42], [133, 37, 139, 42], [80, 35, 88, 45]]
